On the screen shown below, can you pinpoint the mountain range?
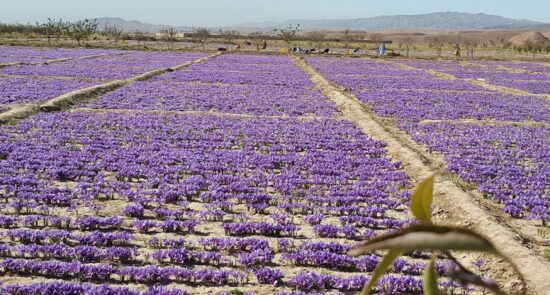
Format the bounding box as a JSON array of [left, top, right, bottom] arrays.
[[271, 12, 550, 30], [96, 12, 550, 33]]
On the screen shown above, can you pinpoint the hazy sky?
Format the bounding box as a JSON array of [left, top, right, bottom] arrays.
[[1, 0, 549, 26]]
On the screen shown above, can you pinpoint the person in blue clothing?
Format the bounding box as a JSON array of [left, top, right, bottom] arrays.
[[378, 42, 386, 56]]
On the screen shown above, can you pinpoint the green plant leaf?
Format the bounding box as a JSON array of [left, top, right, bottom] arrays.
[[348, 225, 498, 256], [444, 252, 507, 295], [410, 175, 435, 223], [423, 254, 440, 295], [360, 249, 402, 295]]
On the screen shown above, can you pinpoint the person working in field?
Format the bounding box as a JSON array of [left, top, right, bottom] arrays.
[[378, 42, 386, 56]]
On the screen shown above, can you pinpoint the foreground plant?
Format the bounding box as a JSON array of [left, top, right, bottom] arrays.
[[348, 175, 526, 295]]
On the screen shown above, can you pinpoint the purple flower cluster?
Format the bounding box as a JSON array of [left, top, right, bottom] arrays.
[[0, 76, 94, 104], [0, 46, 118, 63], [222, 221, 300, 237], [0, 243, 137, 263], [289, 271, 422, 293], [0, 50, 430, 293], [0, 108, 416, 291], [407, 122, 549, 221], [307, 56, 549, 221], [84, 54, 337, 117], [1, 51, 207, 80], [0, 50, 206, 106], [254, 267, 285, 285], [398, 59, 550, 94], [0, 281, 141, 295]]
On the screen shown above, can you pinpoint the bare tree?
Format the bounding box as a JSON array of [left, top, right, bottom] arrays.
[[23, 23, 34, 46], [134, 30, 147, 47], [248, 31, 263, 39], [39, 20, 52, 46], [369, 33, 384, 44], [41, 18, 67, 45], [103, 25, 124, 46], [520, 40, 543, 59], [274, 23, 300, 46], [66, 19, 98, 45], [402, 37, 412, 57], [159, 27, 177, 49], [219, 29, 238, 45], [305, 30, 327, 48], [248, 31, 265, 51], [192, 28, 211, 51], [339, 29, 352, 48]]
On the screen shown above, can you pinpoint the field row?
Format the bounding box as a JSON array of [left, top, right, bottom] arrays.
[[307, 56, 549, 223], [0, 47, 547, 294], [0, 47, 207, 106]]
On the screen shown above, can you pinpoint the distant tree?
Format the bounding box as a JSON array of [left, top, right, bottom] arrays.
[[340, 29, 352, 48], [159, 27, 177, 49], [465, 41, 478, 58], [305, 30, 327, 48], [248, 31, 265, 51], [66, 19, 98, 45], [134, 30, 147, 47], [103, 25, 124, 46], [369, 33, 384, 43], [402, 37, 412, 57], [38, 21, 53, 46], [192, 28, 211, 51], [526, 41, 543, 59], [23, 23, 34, 45], [41, 18, 67, 45], [248, 31, 264, 39], [498, 37, 512, 50], [274, 23, 300, 46], [0, 22, 28, 39], [219, 29, 238, 45]]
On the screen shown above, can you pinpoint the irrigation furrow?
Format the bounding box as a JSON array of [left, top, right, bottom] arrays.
[[293, 54, 550, 295], [71, 107, 340, 121], [418, 118, 550, 127]]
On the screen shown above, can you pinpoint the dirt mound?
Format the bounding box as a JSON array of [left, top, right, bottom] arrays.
[[509, 31, 549, 45]]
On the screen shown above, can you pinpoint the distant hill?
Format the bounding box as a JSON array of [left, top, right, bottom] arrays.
[[96, 17, 193, 33], [509, 31, 550, 45], [96, 12, 550, 33], [240, 12, 550, 30]]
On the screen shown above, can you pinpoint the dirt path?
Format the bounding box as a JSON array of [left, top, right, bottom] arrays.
[[466, 79, 550, 100], [293, 55, 550, 295], [418, 118, 550, 127], [71, 107, 340, 121]]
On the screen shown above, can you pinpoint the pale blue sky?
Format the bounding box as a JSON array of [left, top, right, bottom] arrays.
[[1, 0, 549, 26]]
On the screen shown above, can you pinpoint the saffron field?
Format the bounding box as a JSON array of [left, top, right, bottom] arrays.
[[0, 46, 548, 294]]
